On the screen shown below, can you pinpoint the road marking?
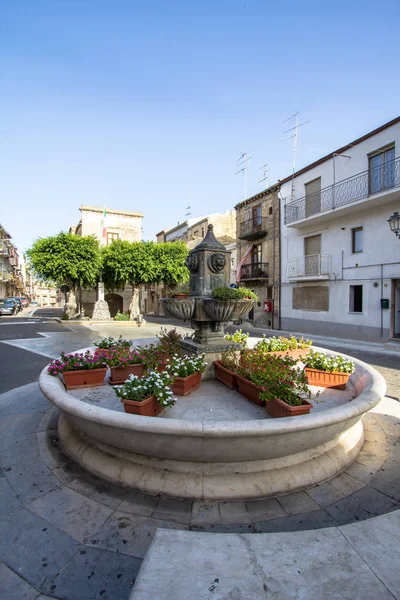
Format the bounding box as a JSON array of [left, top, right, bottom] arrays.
[[0, 321, 43, 325]]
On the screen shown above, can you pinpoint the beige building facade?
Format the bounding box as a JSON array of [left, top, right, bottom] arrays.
[[235, 187, 280, 329], [70, 205, 144, 317], [0, 223, 24, 298]]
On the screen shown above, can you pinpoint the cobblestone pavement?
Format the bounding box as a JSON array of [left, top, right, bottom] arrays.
[[0, 382, 399, 600]]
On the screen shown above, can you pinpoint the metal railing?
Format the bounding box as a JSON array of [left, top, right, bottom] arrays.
[[0, 241, 10, 256], [0, 269, 12, 282], [240, 262, 269, 280], [285, 156, 400, 224], [239, 217, 268, 239], [287, 254, 330, 278]]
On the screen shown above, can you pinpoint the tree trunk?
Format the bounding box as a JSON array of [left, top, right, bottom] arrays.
[[65, 288, 77, 318], [129, 286, 140, 321]]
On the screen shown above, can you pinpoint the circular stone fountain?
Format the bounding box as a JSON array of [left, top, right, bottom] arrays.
[[39, 344, 385, 500]]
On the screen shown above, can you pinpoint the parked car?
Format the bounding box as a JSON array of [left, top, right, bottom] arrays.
[[0, 298, 19, 315], [30, 301, 38, 306], [19, 297, 29, 308], [7, 297, 22, 312]]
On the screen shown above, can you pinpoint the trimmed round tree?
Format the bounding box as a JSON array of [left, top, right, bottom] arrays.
[[102, 240, 188, 320], [26, 232, 101, 316]]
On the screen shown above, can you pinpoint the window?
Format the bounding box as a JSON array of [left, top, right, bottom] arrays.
[[252, 243, 262, 265], [369, 146, 395, 194], [349, 285, 363, 313], [107, 232, 119, 245], [352, 227, 363, 253], [252, 205, 262, 226], [305, 177, 321, 217], [201, 227, 205, 237], [269, 206, 273, 215]]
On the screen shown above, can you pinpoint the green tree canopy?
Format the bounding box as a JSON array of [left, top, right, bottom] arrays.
[[26, 232, 102, 290], [101, 240, 189, 291]]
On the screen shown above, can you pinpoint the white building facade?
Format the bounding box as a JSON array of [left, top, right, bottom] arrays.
[[280, 116, 400, 342]]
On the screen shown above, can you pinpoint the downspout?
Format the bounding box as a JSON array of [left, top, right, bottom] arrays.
[[279, 192, 282, 331], [272, 193, 276, 330]]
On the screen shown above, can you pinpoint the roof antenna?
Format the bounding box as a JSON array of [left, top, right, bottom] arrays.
[[235, 152, 252, 200], [258, 163, 268, 189], [281, 113, 310, 202]]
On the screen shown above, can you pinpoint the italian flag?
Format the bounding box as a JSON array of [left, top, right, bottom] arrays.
[[101, 206, 107, 240]]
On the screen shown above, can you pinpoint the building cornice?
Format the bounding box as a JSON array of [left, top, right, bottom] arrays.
[[79, 205, 143, 218]]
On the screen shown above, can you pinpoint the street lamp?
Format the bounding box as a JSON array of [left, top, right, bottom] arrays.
[[388, 211, 400, 238]]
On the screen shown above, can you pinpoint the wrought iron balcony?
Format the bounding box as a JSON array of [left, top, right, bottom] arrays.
[[240, 262, 269, 280], [239, 217, 268, 240], [285, 156, 400, 225], [0, 241, 10, 256], [287, 254, 330, 280]]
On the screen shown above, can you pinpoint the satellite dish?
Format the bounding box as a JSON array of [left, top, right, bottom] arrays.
[[279, 185, 292, 200]]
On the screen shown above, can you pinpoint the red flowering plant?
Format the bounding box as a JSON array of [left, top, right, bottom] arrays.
[[47, 351, 106, 376], [156, 327, 184, 355], [235, 350, 311, 406], [140, 343, 175, 372], [94, 346, 145, 368]]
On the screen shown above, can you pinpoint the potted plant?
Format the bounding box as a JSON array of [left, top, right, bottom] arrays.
[[203, 287, 256, 322], [94, 335, 131, 350], [171, 284, 190, 299], [94, 346, 146, 384], [165, 353, 207, 396], [254, 335, 312, 360], [303, 351, 355, 389], [156, 327, 184, 355], [214, 347, 240, 389], [234, 351, 313, 416], [47, 351, 107, 390], [115, 370, 176, 416], [141, 343, 174, 372]]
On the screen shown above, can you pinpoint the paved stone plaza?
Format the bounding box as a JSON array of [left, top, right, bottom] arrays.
[[0, 315, 399, 599]]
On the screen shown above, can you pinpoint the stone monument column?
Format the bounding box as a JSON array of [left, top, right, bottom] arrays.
[[91, 280, 111, 321]]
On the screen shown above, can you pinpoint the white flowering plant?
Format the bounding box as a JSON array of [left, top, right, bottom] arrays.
[[114, 370, 176, 407], [94, 335, 131, 350], [165, 353, 207, 378], [303, 351, 355, 374], [255, 335, 312, 352]]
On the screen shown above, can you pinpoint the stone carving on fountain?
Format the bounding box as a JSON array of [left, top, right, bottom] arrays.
[[160, 224, 253, 378]]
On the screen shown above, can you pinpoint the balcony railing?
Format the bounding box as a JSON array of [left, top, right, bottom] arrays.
[[240, 262, 269, 280], [0, 270, 12, 282], [287, 254, 330, 279], [285, 156, 400, 225], [239, 217, 268, 241], [0, 241, 10, 256]]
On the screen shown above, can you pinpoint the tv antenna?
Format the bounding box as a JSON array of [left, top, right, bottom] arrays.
[[235, 152, 252, 200], [281, 113, 310, 202], [258, 163, 268, 189], [185, 205, 191, 218]]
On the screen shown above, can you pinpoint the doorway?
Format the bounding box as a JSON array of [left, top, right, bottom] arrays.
[[392, 279, 400, 338]]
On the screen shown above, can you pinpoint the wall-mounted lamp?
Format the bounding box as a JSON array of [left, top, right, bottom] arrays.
[[388, 212, 400, 238]]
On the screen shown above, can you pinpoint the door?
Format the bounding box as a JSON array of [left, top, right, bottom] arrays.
[[252, 205, 262, 231], [305, 178, 321, 217], [304, 235, 321, 276], [395, 280, 400, 337]]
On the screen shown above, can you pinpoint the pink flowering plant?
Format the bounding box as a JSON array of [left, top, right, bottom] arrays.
[[114, 370, 176, 407], [47, 351, 106, 376], [236, 351, 310, 407], [165, 353, 207, 378], [94, 346, 144, 368]]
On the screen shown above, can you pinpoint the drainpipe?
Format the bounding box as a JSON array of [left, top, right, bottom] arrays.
[[278, 193, 282, 331], [272, 194, 276, 330]]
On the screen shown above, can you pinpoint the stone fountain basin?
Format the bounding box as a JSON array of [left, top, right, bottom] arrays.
[[39, 346, 385, 500]]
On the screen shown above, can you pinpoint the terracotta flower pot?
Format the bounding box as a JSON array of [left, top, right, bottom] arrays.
[[171, 371, 201, 396], [63, 367, 107, 390], [110, 363, 145, 384], [266, 348, 311, 360], [236, 374, 265, 406], [266, 397, 313, 418], [305, 368, 350, 390], [121, 395, 164, 416], [172, 294, 188, 299], [214, 361, 236, 389]]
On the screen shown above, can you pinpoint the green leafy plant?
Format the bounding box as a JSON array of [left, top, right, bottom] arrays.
[[254, 335, 312, 353], [303, 351, 355, 374], [115, 371, 176, 407], [165, 353, 207, 378], [114, 311, 130, 321], [220, 347, 241, 371], [141, 343, 175, 372], [61, 313, 70, 321], [47, 351, 106, 376], [237, 287, 258, 301], [236, 351, 311, 407], [94, 335, 131, 349], [211, 287, 243, 300], [156, 327, 184, 354], [224, 329, 249, 348]]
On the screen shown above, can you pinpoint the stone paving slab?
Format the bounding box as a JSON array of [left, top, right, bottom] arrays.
[[0, 380, 399, 599], [130, 528, 397, 600]]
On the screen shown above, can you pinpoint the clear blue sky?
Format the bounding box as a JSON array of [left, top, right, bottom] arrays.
[[1, 0, 399, 252]]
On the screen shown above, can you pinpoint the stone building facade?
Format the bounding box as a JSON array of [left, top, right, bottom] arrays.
[[70, 205, 144, 317], [0, 223, 24, 298], [235, 187, 280, 329]]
